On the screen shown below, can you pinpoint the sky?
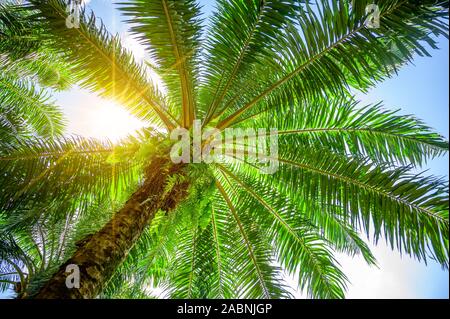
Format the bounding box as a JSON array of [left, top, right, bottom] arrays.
[[342, 37, 449, 299], [1, 0, 449, 299]]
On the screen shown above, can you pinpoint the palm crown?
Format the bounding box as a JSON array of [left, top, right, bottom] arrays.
[[0, 0, 448, 299]]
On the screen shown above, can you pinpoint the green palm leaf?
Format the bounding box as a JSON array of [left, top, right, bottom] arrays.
[[118, 0, 202, 127], [244, 97, 449, 166], [0, 75, 65, 138], [214, 0, 448, 129], [26, 0, 177, 129]]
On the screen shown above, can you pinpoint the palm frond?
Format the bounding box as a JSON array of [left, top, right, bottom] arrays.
[[26, 0, 177, 129], [245, 97, 449, 166], [200, 0, 300, 125], [119, 0, 203, 128], [215, 177, 293, 299], [227, 144, 449, 267], [0, 3, 75, 90], [0, 74, 66, 138], [0, 133, 154, 230], [216, 164, 349, 298], [215, 0, 449, 129]]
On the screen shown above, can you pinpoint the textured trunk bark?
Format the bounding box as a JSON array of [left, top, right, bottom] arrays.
[[32, 155, 189, 299]]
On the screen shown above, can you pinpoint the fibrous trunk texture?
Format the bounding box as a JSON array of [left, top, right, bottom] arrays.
[[32, 155, 189, 299]]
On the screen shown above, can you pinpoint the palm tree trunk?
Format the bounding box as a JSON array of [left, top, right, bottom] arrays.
[[31, 155, 189, 299]]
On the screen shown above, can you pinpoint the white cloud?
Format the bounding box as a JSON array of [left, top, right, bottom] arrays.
[[282, 237, 448, 299]]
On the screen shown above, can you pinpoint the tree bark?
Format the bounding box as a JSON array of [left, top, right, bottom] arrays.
[[31, 155, 189, 299]]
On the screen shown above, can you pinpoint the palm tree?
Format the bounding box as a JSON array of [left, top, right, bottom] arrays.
[[0, 0, 448, 299]]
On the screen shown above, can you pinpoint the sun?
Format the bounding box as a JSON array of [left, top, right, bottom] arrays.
[[56, 29, 163, 142], [90, 100, 145, 142], [60, 90, 146, 142], [59, 33, 155, 142]]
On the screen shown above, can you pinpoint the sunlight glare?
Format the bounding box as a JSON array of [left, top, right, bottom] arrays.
[[61, 89, 145, 142], [59, 31, 165, 143], [121, 32, 146, 61], [89, 100, 145, 142]]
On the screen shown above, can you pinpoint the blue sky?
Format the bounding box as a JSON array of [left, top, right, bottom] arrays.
[[351, 35, 448, 297], [1, 0, 448, 299]]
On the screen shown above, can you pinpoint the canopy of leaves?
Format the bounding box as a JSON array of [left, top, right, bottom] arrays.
[[0, 0, 448, 299]]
